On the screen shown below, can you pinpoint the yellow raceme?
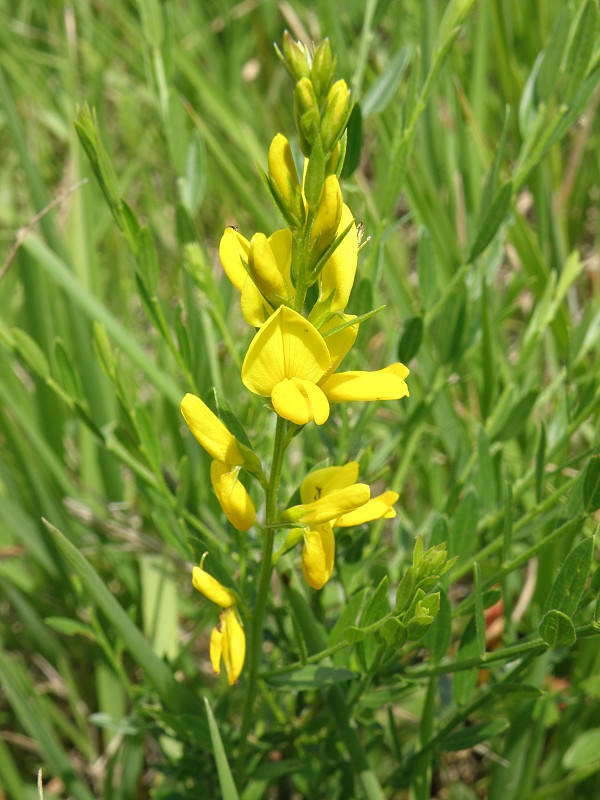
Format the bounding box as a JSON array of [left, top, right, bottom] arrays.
[[241, 306, 410, 426]]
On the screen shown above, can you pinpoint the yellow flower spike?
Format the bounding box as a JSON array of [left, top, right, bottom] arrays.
[[248, 232, 289, 300], [300, 462, 359, 504], [181, 393, 245, 466], [310, 174, 343, 253], [321, 362, 410, 404], [283, 482, 370, 525], [242, 306, 332, 425], [219, 228, 249, 293], [210, 461, 256, 532], [210, 608, 246, 685], [336, 490, 399, 527], [302, 524, 335, 590], [192, 565, 236, 608]]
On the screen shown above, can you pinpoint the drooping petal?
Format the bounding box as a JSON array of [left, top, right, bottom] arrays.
[[284, 483, 370, 525], [219, 227, 249, 293], [209, 626, 223, 675], [242, 306, 330, 396], [210, 461, 256, 532], [181, 393, 245, 466], [316, 204, 357, 314], [321, 362, 410, 404], [300, 462, 359, 504], [192, 566, 235, 608], [336, 490, 399, 527], [271, 377, 329, 425], [221, 608, 246, 685], [302, 524, 335, 590]]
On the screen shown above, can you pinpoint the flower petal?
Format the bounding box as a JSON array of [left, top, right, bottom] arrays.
[[181, 393, 245, 465], [300, 462, 359, 504], [241, 276, 273, 327], [192, 566, 235, 608], [302, 524, 335, 590], [242, 306, 330, 396], [285, 483, 370, 525], [336, 490, 399, 527], [268, 133, 300, 205], [316, 204, 357, 313], [321, 362, 410, 404], [321, 314, 359, 373], [210, 461, 256, 532], [209, 626, 223, 675], [219, 228, 249, 293], [271, 377, 330, 426], [248, 232, 288, 299], [221, 608, 246, 685]]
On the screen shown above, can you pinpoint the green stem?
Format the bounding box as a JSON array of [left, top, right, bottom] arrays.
[[237, 415, 287, 780]]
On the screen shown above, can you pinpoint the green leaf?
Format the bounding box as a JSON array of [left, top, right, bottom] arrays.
[[537, 6, 572, 102], [180, 129, 206, 214], [137, 227, 159, 295], [266, 666, 357, 690], [453, 618, 479, 706], [417, 228, 437, 309], [340, 103, 362, 178], [380, 617, 407, 647], [44, 617, 96, 640], [204, 698, 240, 800], [53, 338, 83, 402], [477, 426, 495, 510], [493, 389, 537, 442], [12, 328, 50, 380], [450, 488, 479, 561], [362, 48, 410, 117], [535, 423, 546, 504], [344, 625, 366, 644], [440, 720, 510, 752], [562, 0, 599, 105], [137, 0, 164, 48], [502, 482, 513, 563], [398, 316, 423, 362], [359, 576, 390, 670], [563, 728, 600, 770], [431, 284, 467, 363], [583, 453, 600, 511], [491, 683, 543, 697], [395, 566, 416, 612], [437, 0, 477, 46], [133, 402, 162, 473], [479, 278, 495, 420], [427, 587, 451, 663], [473, 563, 486, 657], [329, 590, 366, 647], [304, 136, 325, 210], [538, 609, 577, 648], [468, 180, 513, 262], [544, 536, 594, 616]]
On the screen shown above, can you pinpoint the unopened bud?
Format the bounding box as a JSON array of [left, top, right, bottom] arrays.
[[310, 174, 342, 255], [320, 79, 352, 153], [248, 233, 288, 299], [268, 134, 304, 227], [294, 78, 320, 157], [282, 32, 311, 81], [311, 39, 335, 105]]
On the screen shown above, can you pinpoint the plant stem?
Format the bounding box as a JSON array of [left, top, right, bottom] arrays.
[[236, 414, 287, 780]]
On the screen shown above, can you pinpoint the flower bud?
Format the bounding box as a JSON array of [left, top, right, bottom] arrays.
[[248, 232, 288, 300], [282, 31, 311, 81], [310, 39, 335, 105], [320, 79, 352, 153], [294, 78, 320, 157], [302, 524, 335, 590], [310, 174, 342, 256], [268, 133, 305, 227]]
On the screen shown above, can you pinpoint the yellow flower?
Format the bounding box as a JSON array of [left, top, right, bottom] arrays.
[[302, 524, 335, 590], [268, 133, 304, 226], [287, 463, 400, 590], [241, 306, 410, 426], [193, 563, 245, 684], [309, 203, 358, 322], [310, 174, 343, 256], [181, 393, 245, 466], [210, 461, 256, 532], [209, 608, 246, 685], [181, 394, 257, 530], [219, 227, 293, 326]]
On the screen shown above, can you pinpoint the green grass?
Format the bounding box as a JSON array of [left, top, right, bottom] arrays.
[[1, 0, 600, 797]]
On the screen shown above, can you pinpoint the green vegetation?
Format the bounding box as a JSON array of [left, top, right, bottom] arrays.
[[1, 1, 600, 798]]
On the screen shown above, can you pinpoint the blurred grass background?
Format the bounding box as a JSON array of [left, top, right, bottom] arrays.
[[1, 0, 600, 798]]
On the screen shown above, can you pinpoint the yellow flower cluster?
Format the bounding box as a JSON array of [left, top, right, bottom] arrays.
[[181, 38, 410, 684]]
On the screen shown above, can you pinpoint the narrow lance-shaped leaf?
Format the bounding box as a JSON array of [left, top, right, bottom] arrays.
[[204, 698, 240, 800], [544, 535, 595, 617]]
